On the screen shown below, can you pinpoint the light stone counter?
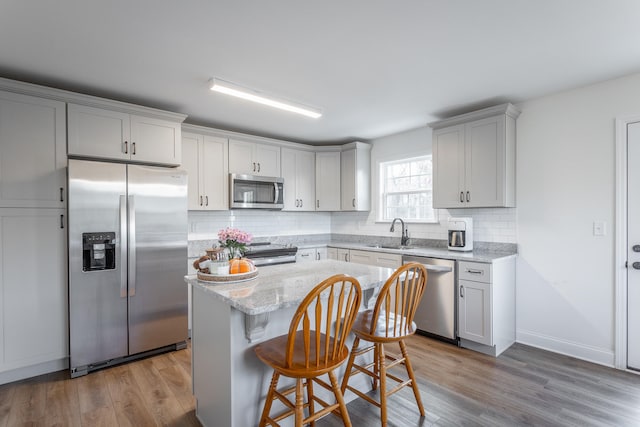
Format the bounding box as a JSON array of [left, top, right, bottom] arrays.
[[186, 260, 392, 427]]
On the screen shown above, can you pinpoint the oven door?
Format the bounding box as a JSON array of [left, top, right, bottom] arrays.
[[230, 174, 284, 209]]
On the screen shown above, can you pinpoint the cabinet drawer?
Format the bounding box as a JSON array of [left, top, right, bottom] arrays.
[[458, 261, 491, 283]]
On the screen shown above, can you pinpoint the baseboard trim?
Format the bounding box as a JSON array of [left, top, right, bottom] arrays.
[[0, 357, 69, 385], [516, 329, 614, 367]]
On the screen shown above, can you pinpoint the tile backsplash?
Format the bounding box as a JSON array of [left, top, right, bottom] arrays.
[[189, 208, 516, 244]]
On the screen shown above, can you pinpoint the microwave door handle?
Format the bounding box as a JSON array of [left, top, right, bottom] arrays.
[[274, 182, 279, 204]]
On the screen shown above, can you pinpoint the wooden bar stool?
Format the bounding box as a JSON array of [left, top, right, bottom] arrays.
[[340, 262, 428, 426], [254, 274, 362, 427]]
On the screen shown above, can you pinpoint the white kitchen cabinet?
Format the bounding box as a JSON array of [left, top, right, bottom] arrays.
[[281, 148, 315, 211], [0, 91, 66, 208], [182, 130, 229, 210], [457, 258, 516, 356], [331, 248, 350, 262], [229, 139, 281, 177], [0, 208, 67, 384], [349, 249, 402, 269], [315, 151, 341, 211], [327, 247, 338, 260], [431, 103, 519, 208], [68, 103, 184, 166], [340, 142, 371, 211], [296, 246, 327, 262]]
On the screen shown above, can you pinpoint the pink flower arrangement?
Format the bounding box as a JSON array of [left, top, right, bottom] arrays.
[[218, 227, 252, 258]]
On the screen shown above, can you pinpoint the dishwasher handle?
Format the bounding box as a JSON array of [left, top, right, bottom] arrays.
[[404, 261, 452, 273]]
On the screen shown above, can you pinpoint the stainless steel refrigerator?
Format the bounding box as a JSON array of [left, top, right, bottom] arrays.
[[68, 159, 188, 377]]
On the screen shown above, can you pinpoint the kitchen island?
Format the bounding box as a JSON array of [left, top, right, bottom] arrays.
[[185, 260, 394, 427]]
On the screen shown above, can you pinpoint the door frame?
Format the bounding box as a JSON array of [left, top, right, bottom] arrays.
[[615, 114, 640, 370]]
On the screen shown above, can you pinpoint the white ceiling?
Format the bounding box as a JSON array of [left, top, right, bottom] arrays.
[[2, 0, 640, 144]]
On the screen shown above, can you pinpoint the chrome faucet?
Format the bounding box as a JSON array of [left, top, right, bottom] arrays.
[[390, 218, 410, 246]]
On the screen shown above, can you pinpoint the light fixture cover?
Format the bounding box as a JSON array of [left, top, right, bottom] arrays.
[[209, 78, 322, 119]]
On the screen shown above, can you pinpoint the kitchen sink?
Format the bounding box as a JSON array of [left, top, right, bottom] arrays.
[[366, 244, 415, 250]]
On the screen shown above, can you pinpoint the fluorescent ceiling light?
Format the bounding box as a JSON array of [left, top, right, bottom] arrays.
[[209, 78, 322, 119]]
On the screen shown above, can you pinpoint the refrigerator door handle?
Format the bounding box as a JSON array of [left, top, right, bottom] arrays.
[[128, 195, 136, 297], [119, 195, 128, 298]]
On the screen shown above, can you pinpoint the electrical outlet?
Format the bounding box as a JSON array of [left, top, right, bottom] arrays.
[[593, 221, 606, 236]]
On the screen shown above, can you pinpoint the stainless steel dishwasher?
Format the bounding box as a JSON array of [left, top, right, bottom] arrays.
[[403, 255, 457, 342]]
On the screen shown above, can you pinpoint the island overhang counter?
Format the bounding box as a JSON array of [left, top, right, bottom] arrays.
[[185, 259, 395, 427]]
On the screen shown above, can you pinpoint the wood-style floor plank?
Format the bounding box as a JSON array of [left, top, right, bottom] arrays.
[[2, 336, 640, 426]]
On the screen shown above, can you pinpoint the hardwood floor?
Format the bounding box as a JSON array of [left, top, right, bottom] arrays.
[[1, 336, 640, 426]]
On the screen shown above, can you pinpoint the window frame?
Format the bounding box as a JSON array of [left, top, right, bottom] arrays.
[[377, 154, 438, 224]]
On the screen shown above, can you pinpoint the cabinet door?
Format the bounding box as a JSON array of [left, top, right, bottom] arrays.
[[458, 279, 492, 346], [281, 148, 298, 210], [296, 247, 316, 263], [255, 143, 281, 177], [182, 133, 203, 210], [296, 150, 315, 211], [336, 248, 350, 262], [67, 103, 130, 161], [349, 249, 374, 265], [0, 92, 66, 208], [130, 115, 181, 166], [0, 208, 67, 372], [229, 139, 256, 175], [432, 125, 465, 208], [340, 149, 356, 210], [315, 247, 328, 261], [327, 247, 338, 260], [315, 151, 341, 211], [201, 135, 229, 210], [464, 116, 505, 207]]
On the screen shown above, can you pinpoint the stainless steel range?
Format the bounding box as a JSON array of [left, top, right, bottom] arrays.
[[244, 242, 298, 266]]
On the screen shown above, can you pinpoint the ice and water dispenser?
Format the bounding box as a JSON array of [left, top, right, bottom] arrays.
[[82, 232, 116, 271]]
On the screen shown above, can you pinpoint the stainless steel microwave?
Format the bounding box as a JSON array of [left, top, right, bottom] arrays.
[[229, 174, 284, 209]]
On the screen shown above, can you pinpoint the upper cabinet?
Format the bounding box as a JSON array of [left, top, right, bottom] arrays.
[[182, 128, 229, 211], [315, 151, 341, 211], [430, 103, 519, 208], [68, 103, 184, 166], [341, 142, 371, 211], [0, 91, 66, 208], [229, 139, 280, 177], [281, 148, 315, 211]]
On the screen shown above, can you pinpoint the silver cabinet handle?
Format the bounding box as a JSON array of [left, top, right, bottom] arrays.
[[132, 142, 136, 155], [301, 253, 310, 257], [460, 285, 464, 298], [257, 163, 261, 173], [633, 245, 640, 253], [60, 187, 64, 202], [316, 252, 320, 260], [316, 200, 320, 209], [344, 253, 349, 262], [128, 195, 136, 297], [253, 162, 256, 172], [300, 199, 303, 208], [633, 262, 640, 270], [119, 195, 128, 298], [352, 198, 356, 208], [205, 195, 209, 206], [460, 192, 464, 202], [295, 199, 299, 208], [124, 141, 128, 154], [200, 195, 203, 206], [467, 269, 484, 275], [60, 214, 64, 229], [466, 191, 470, 202]]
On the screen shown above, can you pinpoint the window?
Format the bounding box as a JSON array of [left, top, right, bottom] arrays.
[[379, 155, 436, 222]]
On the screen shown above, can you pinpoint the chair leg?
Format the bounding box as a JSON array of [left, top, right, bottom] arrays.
[[340, 337, 359, 395], [378, 343, 388, 427], [400, 340, 425, 416], [306, 378, 315, 427], [295, 378, 304, 427], [329, 370, 352, 427], [373, 341, 379, 390], [259, 371, 280, 427]]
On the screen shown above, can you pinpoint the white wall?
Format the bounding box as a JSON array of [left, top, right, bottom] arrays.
[[515, 71, 640, 366], [331, 127, 517, 244]]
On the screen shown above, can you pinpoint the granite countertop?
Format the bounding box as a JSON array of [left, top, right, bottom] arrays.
[[186, 260, 393, 316], [326, 242, 516, 263]]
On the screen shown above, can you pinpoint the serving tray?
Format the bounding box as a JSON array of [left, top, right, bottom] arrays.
[[197, 268, 258, 283]]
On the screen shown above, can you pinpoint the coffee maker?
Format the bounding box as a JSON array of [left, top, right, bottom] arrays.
[[448, 218, 473, 251]]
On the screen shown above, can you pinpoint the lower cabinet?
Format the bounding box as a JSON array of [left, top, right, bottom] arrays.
[[296, 246, 328, 262], [0, 208, 68, 384], [327, 247, 401, 269], [457, 258, 515, 356], [328, 248, 350, 262]]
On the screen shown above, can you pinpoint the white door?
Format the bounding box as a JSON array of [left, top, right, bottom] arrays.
[[628, 121, 640, 369]]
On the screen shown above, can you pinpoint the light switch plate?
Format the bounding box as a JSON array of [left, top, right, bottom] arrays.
[[593, 221, 606, 236]]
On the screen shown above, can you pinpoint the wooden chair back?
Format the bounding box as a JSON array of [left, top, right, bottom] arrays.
[[369, 262, 428, 337], [286, 274, 362, 369]]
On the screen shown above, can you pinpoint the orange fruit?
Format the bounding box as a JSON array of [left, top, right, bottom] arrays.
[[229, 258, 253, 274]]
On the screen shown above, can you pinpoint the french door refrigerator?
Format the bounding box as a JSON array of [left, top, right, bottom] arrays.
[[68, 159, 188, 377]]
